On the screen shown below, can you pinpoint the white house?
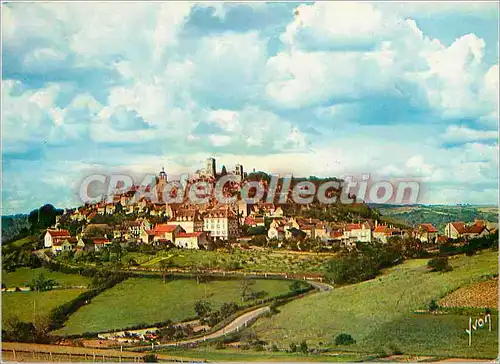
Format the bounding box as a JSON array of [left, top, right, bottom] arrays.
[[203, 207, 239, 240], [174, 232, 210, 249], [44, 229, 72, 248], [343, 223, 372, 243]]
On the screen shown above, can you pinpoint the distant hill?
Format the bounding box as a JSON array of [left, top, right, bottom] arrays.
[[1, 214, 31, 244], [373, 204, 498, 232]]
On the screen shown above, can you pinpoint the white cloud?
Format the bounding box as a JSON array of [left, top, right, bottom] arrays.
[[443, 125, 498, 143], [209, 134, 232, 147]]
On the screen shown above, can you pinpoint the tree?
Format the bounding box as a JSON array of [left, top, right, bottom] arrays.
[[299, 340, 308, 354], [28, 204, 63, 232], [29, 273, 58, 292], [289, 342, 297, 352], [334, 333, 356, 346], [240, 279, 255, 302], [427, 257, 452, 272], [219, 302, 239, 319], [159, 259, 172, 284], [194, 300, 212, 318], [221, 165, 228, 176], [289, 280, 302, 293]]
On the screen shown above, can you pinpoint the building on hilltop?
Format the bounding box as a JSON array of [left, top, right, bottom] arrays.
[[169, 209, 204, 233], [203, 206, 239, 241], [206, 157, 216, 177]]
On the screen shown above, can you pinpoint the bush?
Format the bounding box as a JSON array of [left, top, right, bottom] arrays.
[[428, 299, 439, 312], [289, 342, 297, 352], [299, 340, 308, 354], [142, 354, 158, 362], [427, 257, 452, 272], [334, 333, 356, 346]]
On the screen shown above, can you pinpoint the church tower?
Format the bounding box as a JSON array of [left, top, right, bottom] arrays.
[[157, 167, 168, 202]]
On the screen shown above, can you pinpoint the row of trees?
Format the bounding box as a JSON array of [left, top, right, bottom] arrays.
[[325, 237, 427, 285]]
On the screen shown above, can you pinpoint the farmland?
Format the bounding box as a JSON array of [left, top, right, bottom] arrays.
[[54, 277, 300, 336], [2, 267, 91, 288], [250, 250, 498, 358], [376, 204, 498, 232], [138, 248, 334, 274], [2, 289, 87, 323], [439, 277, 498, 308]]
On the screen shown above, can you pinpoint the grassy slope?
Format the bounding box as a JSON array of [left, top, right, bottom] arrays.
[[251, 250, 498, 358], [2, 267, 91, 288], [141, 249, 333, 274], [2, 289, 87, 322], [155, 347, 369, 362], [54, 278, 296, 336]]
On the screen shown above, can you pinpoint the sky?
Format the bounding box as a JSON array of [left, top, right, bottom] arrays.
[[2, 1, 499, 214]]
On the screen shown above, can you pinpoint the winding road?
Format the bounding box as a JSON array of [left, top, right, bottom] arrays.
[[129, 280, 334, 350]]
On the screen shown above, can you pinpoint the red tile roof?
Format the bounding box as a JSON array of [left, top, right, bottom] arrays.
[[47, 229, 71, 237], [420, 223, 438, 233], [437, 236, 448, 243], [374, 225, 387, 233], [93, 238, 111, 244], [450, 222, 467, 234], [154, 224, 179, 233], [177, 232, 204, 238], [466, 224, 486, 234]]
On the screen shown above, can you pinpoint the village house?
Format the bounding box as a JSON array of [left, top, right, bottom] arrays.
[[97, 204, 106, 215], [169, 209, 204, 233], [105, 203, 116, 215], [417, 223, 438, 243], [343, 223, 372, 243], [51, 238, 77, 255], [44, 229, 72, 248], [203, 206, 239, 241], [174, 232, 211, 250], [464, 221, 490, 239], [373, 225, 403, 244], [93, 238, 112, 251], [445, 220, 494, 240], [444, 222, 467, 239], [143, 224, 184, 244], [314, 221, 330, 241]]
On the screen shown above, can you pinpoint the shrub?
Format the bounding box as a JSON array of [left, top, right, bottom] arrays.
[[270, 344, 279, 352], [427, 256, 452, 272], [334, 333, 356, 346], [299, 340, 308, 354], [428, 299, 439, 312], [142, 354, 158, 362], [289, 342, 297, 352]]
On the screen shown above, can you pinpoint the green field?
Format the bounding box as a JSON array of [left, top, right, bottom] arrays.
[[2, 289, 87, 322], [140, 248, 333, 274], [3, 236, 38, 251], [251, 250, 498, 359], [54, 277, 299, 336], [2, 267, 91, 288], [155, 347, 371, 362]]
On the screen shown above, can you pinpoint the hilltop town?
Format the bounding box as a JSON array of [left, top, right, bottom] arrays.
[[36, 157, 497, 256]]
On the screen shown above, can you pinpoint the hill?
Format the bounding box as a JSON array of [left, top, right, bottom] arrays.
[[251, 250, 498, 359], [374, 205, 498, 232]]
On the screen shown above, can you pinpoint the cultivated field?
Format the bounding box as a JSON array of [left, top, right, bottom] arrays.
[[439, 277, 498, 308], [251, 250, 498, 359], [2, 289, 87, 322], [139, 248, 334, 274], [2, 267, 91, 288], [54, 277, 299, 336]]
